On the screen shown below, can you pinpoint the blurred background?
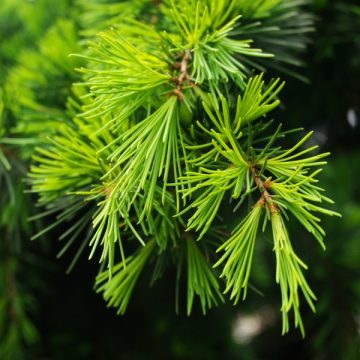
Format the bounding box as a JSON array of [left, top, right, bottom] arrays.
[[0, 0, 359, 359]]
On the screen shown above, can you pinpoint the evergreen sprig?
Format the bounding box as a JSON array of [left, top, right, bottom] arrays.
[[24, 0, 340, 336], [96, 238, 156, 315], [271, 211, 316, 336], [104, 96, 185, 216], [177, 74, 340, 333], [186, 237, 224, 315], [214, 202, 263, 303], [168, 0, 272, 87]]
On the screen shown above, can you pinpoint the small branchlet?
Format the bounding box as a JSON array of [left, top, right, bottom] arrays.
[[179, 74, 339, 334]]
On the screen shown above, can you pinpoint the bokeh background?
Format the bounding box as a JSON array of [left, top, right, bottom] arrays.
[[0, 0, 359, 359]]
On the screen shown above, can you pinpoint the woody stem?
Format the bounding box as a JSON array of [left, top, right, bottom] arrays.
[[250, 164, 279, 213]]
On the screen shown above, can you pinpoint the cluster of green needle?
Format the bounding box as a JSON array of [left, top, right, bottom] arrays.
[[21, 0, 340, 336]]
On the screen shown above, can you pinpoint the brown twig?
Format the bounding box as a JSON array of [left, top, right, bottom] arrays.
[[172, 50, 192, 100], [250, 164, 279, 214]]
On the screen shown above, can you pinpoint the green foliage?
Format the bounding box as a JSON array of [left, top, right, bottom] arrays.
[[5, 19, 80, 143], [0, 0, 73, 70], [236, 0, 283, 19], [0, 1, 348, 354], [215, 203, 263, 303], [96, 239, 156, 314], [186, 237, 224, 315], [167, 0, 272, 87], [0, 2, 77, 356], [270, 211, 316, 336], [30, 68, 339, 335], [104, 96, 185, 215], [77, 0, 151, 36], [241, 0, 315, 79], [177, 74, 339, 334]]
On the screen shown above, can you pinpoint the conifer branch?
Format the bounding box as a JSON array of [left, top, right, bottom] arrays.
[[21, 0, 339, 336]]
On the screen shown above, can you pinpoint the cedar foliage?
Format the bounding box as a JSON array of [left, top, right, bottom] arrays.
[[1, 1, 358, 358]]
